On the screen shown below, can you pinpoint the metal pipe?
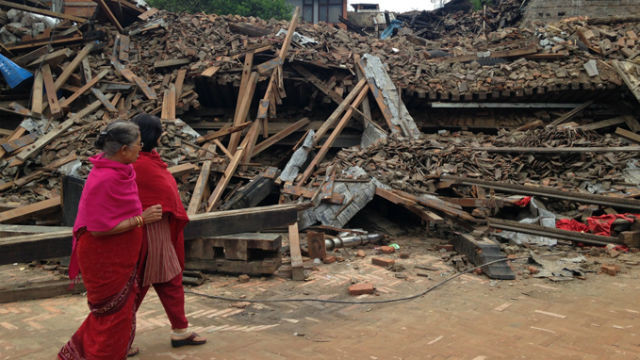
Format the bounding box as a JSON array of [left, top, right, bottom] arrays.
[[324, 233, 383, 250]]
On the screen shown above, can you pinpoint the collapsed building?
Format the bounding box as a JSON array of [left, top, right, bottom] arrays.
[[0, 0, 640, 299]]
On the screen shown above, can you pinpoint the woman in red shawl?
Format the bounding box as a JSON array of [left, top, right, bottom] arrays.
[[58, 121, 163, 360], [129, 113, 206, 354]]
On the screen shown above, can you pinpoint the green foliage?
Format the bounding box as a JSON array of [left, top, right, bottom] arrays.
[[470, 0, 494, 11], [147, 0, 293, 20]]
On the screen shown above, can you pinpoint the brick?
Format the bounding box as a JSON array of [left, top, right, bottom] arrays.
[[356, 250, 366, 258], [348, 283, 375, 296], [436, 244, 454, 251], [399, 252, 410, 259], [371, 257, 395, 267], [378, 246, 395, 254], [238, 274, 250, 283], [528, 266, 540, 275], [601, 264, 620, 276], [323, 255, 337, 264]]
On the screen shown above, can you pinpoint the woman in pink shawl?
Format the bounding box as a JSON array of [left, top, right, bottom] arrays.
[[58, 121, 162, 360]]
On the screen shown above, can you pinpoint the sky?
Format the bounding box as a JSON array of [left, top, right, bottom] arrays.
[[347, 0, 439, 13]]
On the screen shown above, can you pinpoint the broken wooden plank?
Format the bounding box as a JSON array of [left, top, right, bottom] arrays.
[[27, 48, 73, 67], [0, 133, 38, 154], [314, 78, 367, 143], [292, 64, 343, 104], [168, 163, 198, 177], [31, 69, 44, 116], [195, 122, 251, 144], [5, 35, 83, 52], [578, 116, 628, 131], [138, 7, 158, 20], [0, 0, 87, 23], [91, 88, 118, 113], [154, 58, 191, 69], [252, 117, 310, 157], [288, 222, 305, 281], [96, 0, 124, 32], [206, 145, 246, 211], [228, 72, 258, 154], [615, 127, 640, 143], [255, 57, 284, 75], [160, 84, 176, 121], [375, 187, 443, 223], [41, 63, 62, 118], [299, 86, 368, 185], [54, 42, 94, 91], [187, 160, 212, 215], [548, 100, 593, 127], [174, 69, 187, 98], [200, 66, 220, 77], [60, 68, 109, 110], [0, 196, 61, 224]]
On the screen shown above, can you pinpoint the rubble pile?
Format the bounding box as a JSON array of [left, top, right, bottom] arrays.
[[397, 0, 524, 40], [325, 128, 638, 197]]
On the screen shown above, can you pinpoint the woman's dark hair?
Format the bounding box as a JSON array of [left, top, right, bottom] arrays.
[[95, 121, 140, 156], [131, 113, 162, 152]]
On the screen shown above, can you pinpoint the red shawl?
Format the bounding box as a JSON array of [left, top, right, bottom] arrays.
[[133, 150, 188, 226], [69, 154, 142, 280]]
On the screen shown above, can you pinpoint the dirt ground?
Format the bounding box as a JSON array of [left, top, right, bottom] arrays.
[[1, 233, 640, 360]]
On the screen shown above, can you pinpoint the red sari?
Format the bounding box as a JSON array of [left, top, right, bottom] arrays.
[[59, 154, 143, 360], [133, 150, 189, 329]]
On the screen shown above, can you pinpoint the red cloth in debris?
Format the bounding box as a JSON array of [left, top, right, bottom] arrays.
[[557, 214, 640, 236], [58, 229, 142, 360], [556, 219, 589, 233], [515, 196, 532, 207], [587, 214, 640, 236]]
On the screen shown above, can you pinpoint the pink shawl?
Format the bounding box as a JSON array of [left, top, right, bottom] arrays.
[[69, 153, 143, 280]]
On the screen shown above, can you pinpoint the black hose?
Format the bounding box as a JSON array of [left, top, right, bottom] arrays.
[[185, 256, 528, 305]]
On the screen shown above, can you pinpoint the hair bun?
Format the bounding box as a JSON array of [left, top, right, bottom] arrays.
[[95, 131, 108, 148]]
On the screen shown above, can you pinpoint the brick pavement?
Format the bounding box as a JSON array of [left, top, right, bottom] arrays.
[[1, 251, 640, 359]]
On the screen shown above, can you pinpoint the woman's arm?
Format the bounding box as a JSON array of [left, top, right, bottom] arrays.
[[90, 204, 163, 237]]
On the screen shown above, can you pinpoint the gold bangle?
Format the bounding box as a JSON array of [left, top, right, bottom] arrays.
[[136, 216, 143, 227], [139, 216, 144, 226]]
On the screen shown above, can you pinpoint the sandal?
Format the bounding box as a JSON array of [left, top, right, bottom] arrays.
[[171, 332, 207, 348], [127, 346, 139, 357]]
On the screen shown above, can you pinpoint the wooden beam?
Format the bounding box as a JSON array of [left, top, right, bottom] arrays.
[[0, 0, 87, 23], [577, 116, 627, 131], [96, 0, 124, 32], [375, 187, 443, 223], [292, 64, 343, 104], [5, 35, 83, 52], [206, 145, 246, 211], [138, 7, 158, 20], [228, 72, 259, 154], [548, 100, 593, 127], [252, 118, 310, 157], [195, 122, 251, 144], [0, 279, 85, 304], [0, 196, 61, 223], [0, 203, 307, 264], [27, 48, 73, 67], [213, 139, 232, 160], [615, 127, 640, 143], [31, 69, 44, 116], [228, 54, 255, 153], [54, 42, 94, 91], [175, 69, 187, 98], [288, 222, 305, 281], [41, 64, 62, 118], [469, 146, 640, 153], [314, 78, 367, 143], [60, 68, 108, 110], [187, 160, 212, 215], [298, 86, 368, 185], [442, 175, 640, 211], [168, 163, 198, 177], [91, 88, 118, 113]]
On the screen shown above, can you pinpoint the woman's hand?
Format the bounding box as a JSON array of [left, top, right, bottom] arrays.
[[142, 204, 163, 224]]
